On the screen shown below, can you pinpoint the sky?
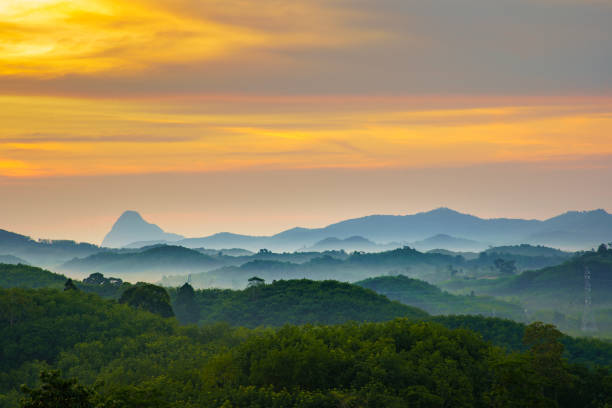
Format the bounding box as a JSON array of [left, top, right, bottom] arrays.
[[1, 0, 611, 243]]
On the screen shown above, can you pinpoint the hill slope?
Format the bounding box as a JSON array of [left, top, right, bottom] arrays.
[[411, 233, 484, 251], [185, 279, 429, 327], [161, 246, 464, 288], [1, 288, 612, 408], [442, 246, 612, 336], [0, 229, 102, 267], [0, 263, 67, 289], [61, 245, 222, 280], [356, 275, 525, 320], [0, 255, 28, 265]]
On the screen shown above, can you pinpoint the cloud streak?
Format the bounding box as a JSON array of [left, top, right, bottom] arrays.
[[1, 94, 611, 177]]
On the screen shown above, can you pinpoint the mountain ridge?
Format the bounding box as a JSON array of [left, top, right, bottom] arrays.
[[163, 208, 612, 251]]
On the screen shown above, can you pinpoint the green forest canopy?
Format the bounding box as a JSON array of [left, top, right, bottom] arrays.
[[2, 287, 612, 408]]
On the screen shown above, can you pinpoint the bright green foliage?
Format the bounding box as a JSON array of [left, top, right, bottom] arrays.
[[191, 279, 428, 327], [202, 320, 494, 407], [1, 288, 612, 408], [432, 315, 612, 367], [20, 371, 93, 408], [523, 322, 572, 402], [356, 275, 525, 320], [119, 283, 174, 318]]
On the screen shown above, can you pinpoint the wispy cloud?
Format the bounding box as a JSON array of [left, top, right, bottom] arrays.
[[1, 94, 611, 177]]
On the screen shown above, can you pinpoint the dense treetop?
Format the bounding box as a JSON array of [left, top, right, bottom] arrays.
[[1, 287, 612, 407], [0, 264, 66, 289], [182, 279, 428, 328]]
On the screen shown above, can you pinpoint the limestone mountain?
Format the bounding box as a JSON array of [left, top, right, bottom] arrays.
[[101, 211, 183, 248]]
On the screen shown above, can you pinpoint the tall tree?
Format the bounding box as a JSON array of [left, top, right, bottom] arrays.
[[119, 283, 174, 318], [523, 322, 571, 403], [174, 282, 199, 324], [21, 370, 94, 408], [63, 279, 78, 292]]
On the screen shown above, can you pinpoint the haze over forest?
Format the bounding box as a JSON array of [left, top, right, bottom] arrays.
[[1, 0, 612, 407]]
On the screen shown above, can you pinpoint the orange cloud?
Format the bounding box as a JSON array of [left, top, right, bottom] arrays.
[[0, 0, 269, 76], [0, 0, 378, 78], [1, 95, 612, 177]]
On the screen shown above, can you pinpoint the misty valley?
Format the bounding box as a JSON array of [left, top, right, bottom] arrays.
[[1, 209, 612, 407]]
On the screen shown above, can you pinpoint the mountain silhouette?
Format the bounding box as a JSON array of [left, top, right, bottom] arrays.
[[167, 208, 612, 251], [304, 236, 395, 252], [410, 234, 484, 251], [101, 211, 183, 248], [98, 208, 612, 251]]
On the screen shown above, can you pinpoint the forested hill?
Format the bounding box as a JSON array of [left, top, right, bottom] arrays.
[[61, 245, 223, 277], [0, 263, 66, 289], [161, 246, 463, 288], [430, 315, 612, 367], [501, 245, 612, 299], [453, 245, 612, 309], [174, 279, 429, 328], [356, 275, 525, 320], [161, 244, 571, 289], [2, 287, 612, 408], [0, 264, 127, 299]]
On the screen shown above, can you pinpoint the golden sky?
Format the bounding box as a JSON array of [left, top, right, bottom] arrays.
[[1, 0, 611, 241], [2, 94, 612, 178]]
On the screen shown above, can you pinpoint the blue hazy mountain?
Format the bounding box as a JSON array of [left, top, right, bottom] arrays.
[[166, 208, 612, 251], [0, 228, 101, 267], [410, 234, 484, 251], [102, 211, 183, 248], [304, 236, 398, 252], [0, 254, 29, 265]]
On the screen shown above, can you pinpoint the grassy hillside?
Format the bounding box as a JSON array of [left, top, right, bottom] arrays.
[[179, 279, 429, 328], [356, 275, 525, 321]]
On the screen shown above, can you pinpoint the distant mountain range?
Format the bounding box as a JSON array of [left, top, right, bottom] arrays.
[[0, 208, 609, 270], [0, 228, 101, 268], [106, 208, 612, 251]]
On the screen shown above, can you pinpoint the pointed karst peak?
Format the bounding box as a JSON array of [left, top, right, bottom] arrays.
[[111, 211, 160, 232], [117, 210, 146, 222], [101, 210, 183, 248], [429, 207, 459, 214]]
